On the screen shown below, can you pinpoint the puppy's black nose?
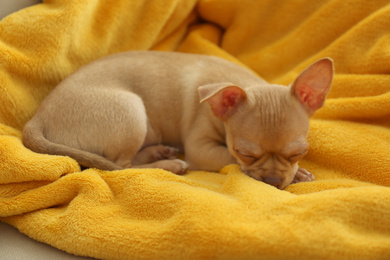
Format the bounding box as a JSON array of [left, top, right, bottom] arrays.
[[263, 176, 283, 188]]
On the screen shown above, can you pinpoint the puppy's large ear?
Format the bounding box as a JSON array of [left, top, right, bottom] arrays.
[[198, 82, 246, 120], [291, 58, 334, 115]]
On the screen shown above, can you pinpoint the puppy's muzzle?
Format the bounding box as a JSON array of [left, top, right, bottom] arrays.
[[262, 176, 284, 188], [244, 169, 287, 189]]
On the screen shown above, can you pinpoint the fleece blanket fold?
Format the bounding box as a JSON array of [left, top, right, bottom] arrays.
[[1, 0, 390, 259]]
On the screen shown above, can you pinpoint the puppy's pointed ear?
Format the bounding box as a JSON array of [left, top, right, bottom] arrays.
[[198, 82, 246, 120], [291, 58, 334, 115]]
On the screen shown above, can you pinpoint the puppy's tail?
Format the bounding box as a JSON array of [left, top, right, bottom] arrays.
[[22, 119, 122, 171]]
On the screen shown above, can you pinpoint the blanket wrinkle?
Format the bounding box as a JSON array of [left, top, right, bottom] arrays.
[[1, 0, 390, 259]]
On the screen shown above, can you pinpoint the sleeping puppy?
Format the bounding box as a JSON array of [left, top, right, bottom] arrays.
[[23, 51, 333, 189]]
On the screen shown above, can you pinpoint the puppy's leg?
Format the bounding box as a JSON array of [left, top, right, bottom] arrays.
[[134, 159, 188, 175], [187, 143, 234, 171], [132, 145, 179, 164], [185, 136, 235, 171], [82, 90, 188, 174], [129, 145, 188, 175]]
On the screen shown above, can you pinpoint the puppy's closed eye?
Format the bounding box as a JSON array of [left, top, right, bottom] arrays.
[[287, 149, 308, 163], [234, 148, 257, 164]]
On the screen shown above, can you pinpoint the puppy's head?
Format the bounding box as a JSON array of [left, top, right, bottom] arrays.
[[199, 58, 334, 189]]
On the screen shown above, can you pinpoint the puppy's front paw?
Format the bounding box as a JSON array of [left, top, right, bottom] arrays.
[[133, 145, 179, 164], [169, 159, 188, 175], [155, 159, 188, 175], [292, 168, 314, 184]]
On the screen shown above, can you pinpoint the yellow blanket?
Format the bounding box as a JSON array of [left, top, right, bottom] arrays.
[[1, 0, 390, 259]]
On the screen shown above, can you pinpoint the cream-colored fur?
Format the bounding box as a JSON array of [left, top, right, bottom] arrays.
[[23, 51, 333, 189]]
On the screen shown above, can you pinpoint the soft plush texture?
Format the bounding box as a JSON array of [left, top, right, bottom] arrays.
[[1, 0, 390, 259]]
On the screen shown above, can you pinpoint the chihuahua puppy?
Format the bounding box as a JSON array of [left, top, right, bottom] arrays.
[[23, 51, 333, 189]]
